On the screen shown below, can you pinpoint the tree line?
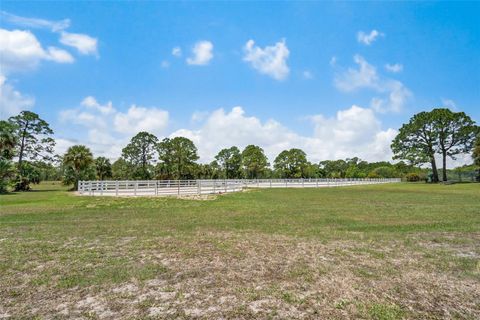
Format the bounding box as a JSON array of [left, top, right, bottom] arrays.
[[1, 108, 479, 192]]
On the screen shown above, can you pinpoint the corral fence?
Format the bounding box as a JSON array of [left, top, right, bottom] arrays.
[[78, 178, 401, 197]]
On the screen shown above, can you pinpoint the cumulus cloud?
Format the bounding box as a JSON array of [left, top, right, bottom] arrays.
[[113, 105, 169, 135], [186, 41, 213, 65], [0, 29, 74, 74], [59, 97, 169, 158], [385, 63, 403, 73], [59, 31, 98, 55], [169, 105, 396, 163], [0, 75, 35, 118], [243, 39, 290, 80], [335, 55, 378, 92], [357, 29, 383, 45], [334, 55, 411, 113]]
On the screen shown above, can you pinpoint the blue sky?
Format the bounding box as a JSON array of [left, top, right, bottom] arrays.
[[1, 1, 479, 165]]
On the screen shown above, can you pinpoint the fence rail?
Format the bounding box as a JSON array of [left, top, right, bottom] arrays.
[[78, 178, 401, 197]]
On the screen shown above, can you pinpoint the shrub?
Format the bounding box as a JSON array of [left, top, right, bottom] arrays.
[[405, 172, 421, 182], [0, 159, 16, 193]]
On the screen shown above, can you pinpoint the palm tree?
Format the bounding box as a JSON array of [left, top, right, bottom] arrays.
[[0, 120, 17, 160], [95, 157, 112, 180], [63, 145, 94, 190]]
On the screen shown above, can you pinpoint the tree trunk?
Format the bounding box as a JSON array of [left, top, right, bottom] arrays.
[[430, 158, 439, 183], [442, 152, 448, 182]]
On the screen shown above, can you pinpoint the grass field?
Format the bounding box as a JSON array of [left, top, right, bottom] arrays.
[[0, 182, 479, 319]]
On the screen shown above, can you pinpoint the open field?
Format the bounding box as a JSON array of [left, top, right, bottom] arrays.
[[0, 182, 479, 319]]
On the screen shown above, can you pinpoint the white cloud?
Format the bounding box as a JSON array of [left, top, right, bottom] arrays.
[[0, 29, 74, 74], [59, 98, 169, 159], [303, 70, 313, 79], [0, 75, 35, 118], [0, 11, 70, 32], [113, 105, 169, 135], [385, 63, 403, 73], [59, 31, 97, 55], [370, 80, 412, 113], [335, 55, 378, 92], [172, 46, 182, 57], [335, 55, 411, 113], [243, 39, 290, 80], [170, 105, 396, 163], [357, 29, 383, 45], [45, 46, 75, 63], [81, 96, 115, 115], [186, 41, 213, 65]]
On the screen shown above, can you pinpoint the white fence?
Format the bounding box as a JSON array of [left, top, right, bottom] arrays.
[[78, 178, 401, 197]]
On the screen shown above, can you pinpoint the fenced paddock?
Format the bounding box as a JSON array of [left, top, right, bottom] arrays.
[[78, 178, 401, 197]]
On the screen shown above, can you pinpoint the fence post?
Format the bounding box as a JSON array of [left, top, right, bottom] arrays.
[[213, 180, 216, 194], [116, 181, 119, 196], [177, 180, 180, 195], [270, 179, 272, 188], [134, 181, 137, 196], [224, 179, 227, 193]]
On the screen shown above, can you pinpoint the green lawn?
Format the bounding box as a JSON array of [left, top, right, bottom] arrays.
[[0, 182, 479, 319]]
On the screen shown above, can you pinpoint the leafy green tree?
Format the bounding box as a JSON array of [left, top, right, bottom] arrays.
[[112, 158, 134, 180], [474, 134, 480, 166], [32, 159, 62, 181], [215, 146, 242, 179], [62, 145, 95, 190], [122, 132, 158, 179], [431, 108, 478, 181], [368, 166, 398, 178], [15, 161, 41, 191], [95, 157, 112, 180], [157, 137, 199, 179], [0, 121, 18, 192], [318, 159, 349, 178], [473, 134, 480, 182], [8, 111, 55, 190], [241, 145, 269, 179], [273, 148, 308, 178], [391, 111, 440, 182], [0, 159, 16, 193], [8, 111, 55, 168], [0, 120, 18, 160]]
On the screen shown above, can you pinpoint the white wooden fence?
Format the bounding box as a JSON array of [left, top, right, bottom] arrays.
[[78, 178, 401, 197]]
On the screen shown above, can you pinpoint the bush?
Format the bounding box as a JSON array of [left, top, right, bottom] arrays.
[[405, 172, 421, 182], [0, 159, 16, 193], [368, 166, 398, 178]]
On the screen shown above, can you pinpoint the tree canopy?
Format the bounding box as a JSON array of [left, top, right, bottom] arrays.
[[215, 146, 242, 179], [157, 137, 199, 179], [95, 157, 113, 180], [273, 148, 308, 178], [62, 145, 95, 190], [391, 108, 478, 182], [8, 111, 55, 167], [391, 111, 441, 182], [241, 145, 269, 179], [121, 131, 158, 179]]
